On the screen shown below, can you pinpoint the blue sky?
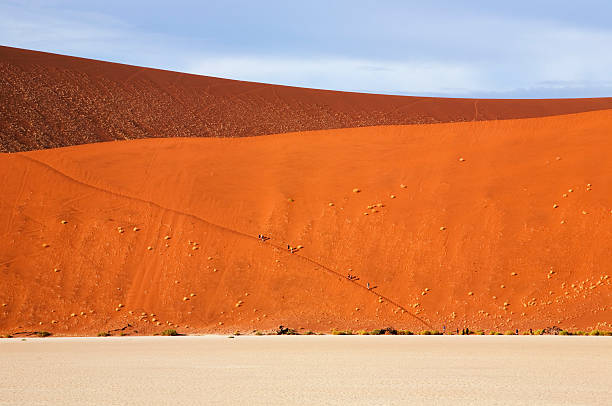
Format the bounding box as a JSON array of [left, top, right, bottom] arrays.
[[2, 0, 612, 98]]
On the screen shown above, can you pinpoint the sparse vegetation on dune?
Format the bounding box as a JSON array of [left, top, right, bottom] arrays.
[[419, 330, 442, 335], [276, 326, 298, 335], [1, 327, 608, 338], [331, 329, 353, 335]]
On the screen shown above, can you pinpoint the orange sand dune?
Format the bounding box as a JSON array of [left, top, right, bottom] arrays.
[[1, 110, 611, 336], [3, 45, 612, 152]]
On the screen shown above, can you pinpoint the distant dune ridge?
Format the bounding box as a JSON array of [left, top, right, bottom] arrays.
[[0, 47, 611, 336], [2, 45, 612, 152]]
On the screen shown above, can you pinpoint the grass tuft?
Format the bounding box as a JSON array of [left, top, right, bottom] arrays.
[[332, 329, 353, 335]]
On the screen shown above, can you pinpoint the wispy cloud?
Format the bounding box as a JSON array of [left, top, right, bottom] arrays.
[[187, 56, 484, 95]]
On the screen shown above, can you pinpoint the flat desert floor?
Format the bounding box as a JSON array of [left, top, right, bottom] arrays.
[[1, 336, 610, 405]]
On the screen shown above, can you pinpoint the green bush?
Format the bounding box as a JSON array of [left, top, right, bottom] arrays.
[[160, 329, 178, 336], [35, 331, 52, 337], [97, 331, 111, 337], [332, 329, 353, 335]]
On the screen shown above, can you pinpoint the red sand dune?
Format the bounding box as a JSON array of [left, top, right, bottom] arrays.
[[3, 45, 612, 152], [1, 110, 611, 336]]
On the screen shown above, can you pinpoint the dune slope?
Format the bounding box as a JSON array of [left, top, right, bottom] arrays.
[[3, 45, 612, 152], [1, 110, 611, 335]]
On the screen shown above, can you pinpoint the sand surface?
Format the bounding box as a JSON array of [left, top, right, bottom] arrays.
[[3, 45, 612, 152], [1, 110, 611, 335], [1, 336, 610, 405]]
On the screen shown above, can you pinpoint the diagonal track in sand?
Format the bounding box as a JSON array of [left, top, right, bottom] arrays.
[[15, 153, 432, 329]]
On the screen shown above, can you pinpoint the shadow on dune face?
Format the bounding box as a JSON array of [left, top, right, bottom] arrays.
[[2, 45, 612, 152]]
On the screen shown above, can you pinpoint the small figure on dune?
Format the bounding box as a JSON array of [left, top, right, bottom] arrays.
[[367, 282, 370, 289]]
